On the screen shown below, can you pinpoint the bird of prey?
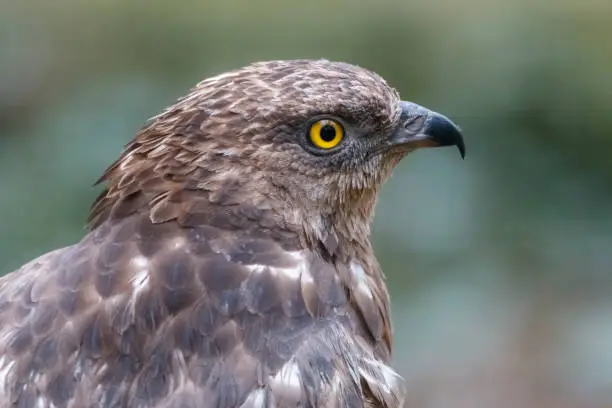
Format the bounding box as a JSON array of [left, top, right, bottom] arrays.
[[0, 60, 464, 408]]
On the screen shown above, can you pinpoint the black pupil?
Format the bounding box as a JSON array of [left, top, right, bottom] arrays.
[[320, 124, 337, 142]]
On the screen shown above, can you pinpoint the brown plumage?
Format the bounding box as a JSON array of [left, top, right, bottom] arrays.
[[0, 59, 464, 407]]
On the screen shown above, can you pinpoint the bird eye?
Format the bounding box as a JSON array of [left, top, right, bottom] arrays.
[[309, 119, 344, 150]]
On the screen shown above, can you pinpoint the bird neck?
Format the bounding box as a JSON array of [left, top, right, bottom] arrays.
[[296, 190, 378, 264]]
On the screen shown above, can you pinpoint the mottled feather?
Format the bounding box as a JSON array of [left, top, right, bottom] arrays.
[[0, 59, 427, 408]]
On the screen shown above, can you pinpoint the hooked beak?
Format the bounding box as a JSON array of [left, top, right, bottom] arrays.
[[386, 101, 466, 159]]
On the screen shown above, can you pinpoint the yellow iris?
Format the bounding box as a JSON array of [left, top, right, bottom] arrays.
[[309, 119, 344, 149]]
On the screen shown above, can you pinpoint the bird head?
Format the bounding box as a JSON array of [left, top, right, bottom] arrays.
[[91, 60, 464, 256]]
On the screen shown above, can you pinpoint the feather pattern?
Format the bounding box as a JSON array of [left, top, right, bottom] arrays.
[[0, 59, 430, 407]]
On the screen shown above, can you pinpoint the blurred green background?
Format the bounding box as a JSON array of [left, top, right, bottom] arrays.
[[1, 1, 611, 407]]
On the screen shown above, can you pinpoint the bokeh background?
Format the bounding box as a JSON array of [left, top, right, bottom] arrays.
[[1, 1, 611, 407]]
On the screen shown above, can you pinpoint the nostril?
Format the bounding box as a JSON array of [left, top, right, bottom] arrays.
[[403, 115, 427, 133]]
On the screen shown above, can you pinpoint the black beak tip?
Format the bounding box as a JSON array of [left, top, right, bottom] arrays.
[[457, 137, 466, 159], [426, 114, 466, 159]]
